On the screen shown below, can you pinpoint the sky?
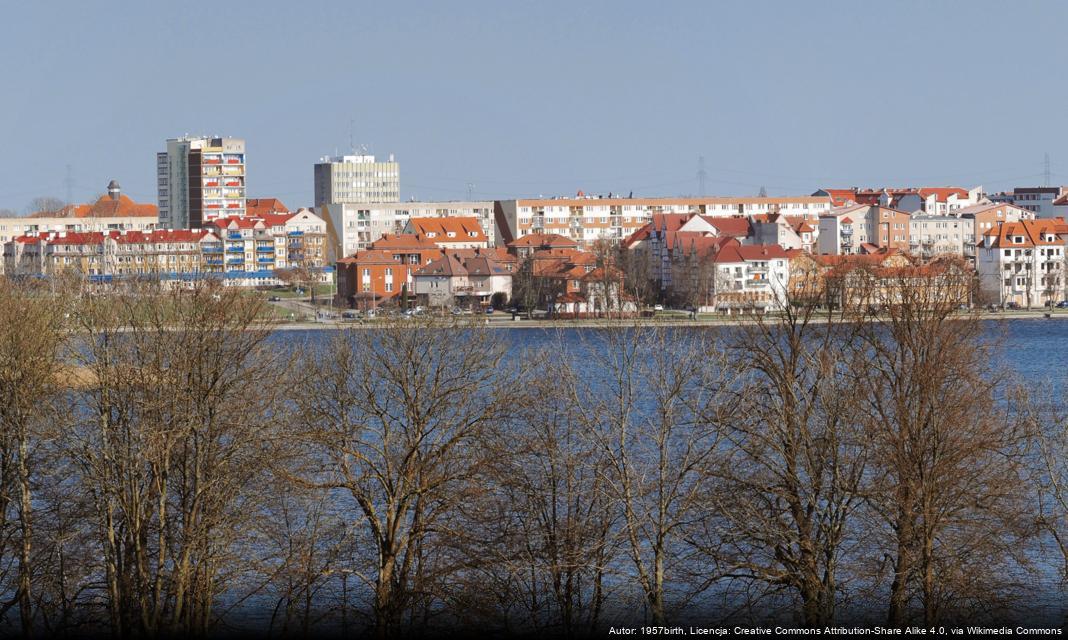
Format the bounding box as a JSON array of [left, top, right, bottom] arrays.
[[1, 0, 1066, 212]]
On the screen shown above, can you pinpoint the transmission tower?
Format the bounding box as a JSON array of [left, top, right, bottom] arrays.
[[758, 185, 767, 198], [697, 155, 707, 197], [466, 182, 475, 201], [65, 164, 74, 205], [1045, 152, 1051, 187]]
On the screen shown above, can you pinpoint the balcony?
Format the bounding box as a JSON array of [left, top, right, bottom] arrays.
[[205, 257, 224, 265], [202, 245, 224, 253], [256, 246, 274, 253], [287, 230, 304, 237], [226, 247, 244, 254], [226, 258, 244, 265], [257, 257, 274, 264]]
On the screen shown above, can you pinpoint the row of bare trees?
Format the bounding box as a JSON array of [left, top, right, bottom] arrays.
[[0, 274, 1063, 637]]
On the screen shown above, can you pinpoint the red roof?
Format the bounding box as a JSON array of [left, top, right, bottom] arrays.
[[245, 198, 290, 216], [407, 217, 487, 243]]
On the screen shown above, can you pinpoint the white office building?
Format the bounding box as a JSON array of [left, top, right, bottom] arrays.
[[313, 153, 400, 208]]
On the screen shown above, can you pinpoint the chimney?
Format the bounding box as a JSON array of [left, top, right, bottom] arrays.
[[107, 180, 121, 201]]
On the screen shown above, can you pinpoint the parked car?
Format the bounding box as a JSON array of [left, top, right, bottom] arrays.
[[1056, 301, 1068, 309], [268, 296, 281, 302], [653, 304, 665, 311], [341, 310, 359, 319], [485, 307, 495, 315], [450, 307, 464, 315]]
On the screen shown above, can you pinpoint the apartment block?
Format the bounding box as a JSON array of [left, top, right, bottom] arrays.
[[158, 136, 246, 228], [989, 186, 1068, 218], [4, 211, 327, 286], [817, 205, 911, 255], [494, 195, 832, 248], [0, 182, 157, 246], [313, 153, 399, 208], [321, 200, 496, 259], [977, 218, 1068, 308]]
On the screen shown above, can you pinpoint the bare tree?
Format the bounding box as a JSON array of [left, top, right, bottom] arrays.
[[292, 319, 520, 637], [697, 299, 867, 626], [0, 280, 69, 634], [67, 281, 287, 636], [581, 325, 736, 624], [465, 347, 616, 636], [851, 270, 1035, 625], [24, 197, 67, 217]]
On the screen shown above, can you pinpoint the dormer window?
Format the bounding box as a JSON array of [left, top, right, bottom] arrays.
[[426, 232, 437, 238], [447, 231, 456, 238]]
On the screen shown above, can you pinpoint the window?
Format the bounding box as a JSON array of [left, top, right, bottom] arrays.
[[385, 282, 393, 292]]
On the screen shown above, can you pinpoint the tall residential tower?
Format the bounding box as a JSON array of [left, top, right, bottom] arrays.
[[157, 136, 246, 228], [313, 153, 399, 208]]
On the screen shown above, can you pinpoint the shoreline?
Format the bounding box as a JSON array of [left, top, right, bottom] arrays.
[[267, 310, 1068, 331]]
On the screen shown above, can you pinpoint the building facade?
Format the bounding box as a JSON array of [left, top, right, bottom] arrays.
[[977, 219, 1068, 308], [817, 205, 911, 255], [321, 200, 496, 260], [313, 153, 399, 208], [989, 186, 1068, 218], [495, 196, 833, 248], [157, 136, 246, 228]]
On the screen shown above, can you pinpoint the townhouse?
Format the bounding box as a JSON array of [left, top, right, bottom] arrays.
[[495, 195, 832, 248], [335, 231, 513, 309], [412, 254, 513, 309], [977, 218, 1068, 308]]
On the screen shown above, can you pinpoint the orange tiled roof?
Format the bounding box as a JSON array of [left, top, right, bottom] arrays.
[[245, 198, 289, 216]]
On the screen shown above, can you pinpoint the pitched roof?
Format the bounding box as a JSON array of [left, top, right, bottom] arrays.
[[984, 219, 1065, 248], [369, 233, 440, 250], [918, 187, 969, 202], [507, 233, 578, 248], [31, 194, 158, 219], [245, 198, 290, 216], [407, 217, 487, 243]]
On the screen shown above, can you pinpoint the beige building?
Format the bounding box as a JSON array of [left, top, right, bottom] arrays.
[[321, 200, 495, 260], [495, 195, 832, 248], [818, 205, 911, 255]]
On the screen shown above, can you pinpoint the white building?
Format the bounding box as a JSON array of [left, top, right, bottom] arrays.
[[496, 195, 832, 248], [157, 136, 246, 228], [705, 241, 791, 313], [908, 215, 975, 259], [976, 218, 1068, 307], [313, 153, 399, 208], [321, 201, 496, 259]]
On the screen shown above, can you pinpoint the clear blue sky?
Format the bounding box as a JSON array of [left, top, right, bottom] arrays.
[[1, 0, 1064, 211]]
